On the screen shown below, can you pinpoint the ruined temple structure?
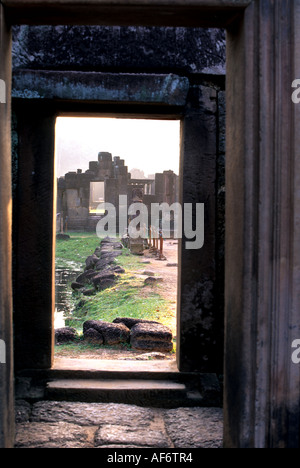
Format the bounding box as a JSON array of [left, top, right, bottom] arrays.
[[56, 152, 179, 233]]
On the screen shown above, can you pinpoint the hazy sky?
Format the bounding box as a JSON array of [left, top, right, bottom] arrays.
[[55, 117, 181, 178]]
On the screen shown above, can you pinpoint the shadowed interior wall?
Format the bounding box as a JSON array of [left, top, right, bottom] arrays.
[[13, 101, 56, 370]]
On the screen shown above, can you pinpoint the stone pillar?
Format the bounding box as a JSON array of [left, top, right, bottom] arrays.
[[224, 0, 300, 448], [177, 85, 218, 373], [13, 101, 56, 370], [0, 5, 14, 448]]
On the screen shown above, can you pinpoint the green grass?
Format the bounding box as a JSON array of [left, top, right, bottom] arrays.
[[55, 339, 176, 357], [66, 276, 172, 332], [55, 231, 101, 269], [55, 339, 131, 353], [117, 247, 145, 270]]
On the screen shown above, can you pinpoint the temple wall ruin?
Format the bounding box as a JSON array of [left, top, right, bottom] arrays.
[[57, 151, 179, 233]]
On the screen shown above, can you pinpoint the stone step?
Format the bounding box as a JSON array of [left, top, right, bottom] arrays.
[[49, 358, 194, 383], [46, 378, 203, 408]]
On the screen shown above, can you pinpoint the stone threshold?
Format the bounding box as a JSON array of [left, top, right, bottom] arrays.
[[15, 358, 222, 408], [53, 357, 180, 373]]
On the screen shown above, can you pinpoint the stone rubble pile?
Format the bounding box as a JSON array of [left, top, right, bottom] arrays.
[[83, 318, 173, 353], [56, 317, 173, 353], [71, 237, 125, 296]]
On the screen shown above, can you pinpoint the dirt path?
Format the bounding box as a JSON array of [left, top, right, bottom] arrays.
[[141, 241, 178, 328]]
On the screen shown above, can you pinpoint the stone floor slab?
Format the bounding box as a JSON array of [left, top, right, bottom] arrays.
[[15, 421, 95, 448], [14, 401, 224, 449], [31, 401, 156, 427], [95, 424, 172, 448], [163, 407, 223, 448]]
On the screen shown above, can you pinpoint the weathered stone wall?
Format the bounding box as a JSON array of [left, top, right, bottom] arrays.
[[12, 25, 225, 76]]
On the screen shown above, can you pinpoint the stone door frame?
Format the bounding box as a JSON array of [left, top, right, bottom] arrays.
[[1, 0, 300, 449], [12, 76, 219, 375]]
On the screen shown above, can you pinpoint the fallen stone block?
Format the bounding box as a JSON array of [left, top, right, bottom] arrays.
[[101, 237, 120, 245], [92, 273, 116, 292], [95, 257, 116, 271], [71, 281, 84, 291], [130, 339, 173, 353], [83, 320, 130, 346], [94, 247, 101, 257], [85, 254, 99, 270], [130, 323, 173, 352], [55, 327, 78, 345], [92, 271, 116, 285], [101, 241, 123, 251], [113, 317, 160, 329], [142, 270, 155, 276], [83, 327, 104, 345], [76, 270, 98, 285], [100, 251, 122, 260], [112, 266, 126, 274]]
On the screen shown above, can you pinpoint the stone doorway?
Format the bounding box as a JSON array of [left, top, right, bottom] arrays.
[[12, 75, 221, 375]]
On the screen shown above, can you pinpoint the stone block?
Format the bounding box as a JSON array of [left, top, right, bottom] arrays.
[[55, 327, 78, 344], [83, 320, 130, 346], [113, 317, 160, 329], [92, 272, 116, 290], [76, 270, 98, 285], [71, 281, 84, 291], [130, 323, 173, 353], [85, 254, 99, 270], [163, 407, 223, 448], [31, 401, 155, 427], [95, 424, 171, 448], [15, 422, 92, 448], [83, 327, 104, 345]]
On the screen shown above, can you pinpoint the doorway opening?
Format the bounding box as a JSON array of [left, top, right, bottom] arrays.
[[54, 116, 181, 363], [89, 182, 105, 214]]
